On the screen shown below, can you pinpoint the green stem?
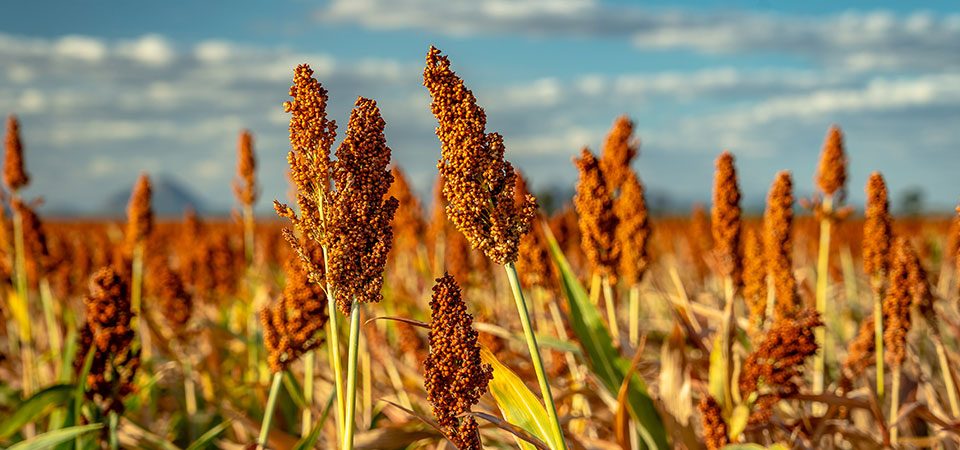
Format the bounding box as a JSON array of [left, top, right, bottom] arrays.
[[601, 276, 620, 342], [873, 281, 885, 402], [40, 278, 62, 378], [257, 372, 284, 450], [505, 262, 568, 449], [243, 204, 255, 266], [890, 366, 901, 446], [813, 196, 832, 415], [342, 301, 361, 449], [108, 411, 119, 450], [628, 284, 640, 348], [183, 358, 197, 442], [302, 350, 315, 436], [322, 246, 345, 441], [12, 203, 35, 397]]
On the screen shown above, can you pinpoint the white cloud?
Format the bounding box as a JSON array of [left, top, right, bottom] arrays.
[[54, 35, 107, 62], [116, 34, 175, 67]]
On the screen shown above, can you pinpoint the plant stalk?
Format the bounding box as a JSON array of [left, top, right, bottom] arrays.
[[39, 278, 62, 377], [628, 284, 640, 348], [813, 195, 832, 415], [301, 350, 315, 436], [12, 203, 35, 397], [109, 411, 119, 450], [342, 301, 362, 449], [505, 262, 568, 449], [890, 366, 901, 446], [601, 276, 620, 342], [257, 371, 283, 450], [322, 245, 345, 441], [872, 279, 885, 402]]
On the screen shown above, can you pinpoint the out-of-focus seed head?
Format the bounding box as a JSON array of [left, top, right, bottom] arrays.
[[125, 173, 153, 253], [815, 125, 848, 199], [423, 46, 537, 266], [233, 129, 258, 207], [4, 115, 29, 192], [842, 316, 875, 381], [574, 148, 620, 279], [742, 229, 767, 340], [515, 173, 555, 290], [324, 97, 398, 314], [616, 170, 651, 286], [74, 267, 140, 416], [711, 151, 742, 289], [763, 171, 799, 321], [883, 238, 915, 368], [12, 198, 53, 283], [261, 254, 330, 373], [739, 309, 821, 423], [864, 172, 892, 279], [599, 115, 638, 191], [424, 273, 492, 449], [147, 261, 192, 340], [698, 395, 729, 450], [389, 165, 427, 258]]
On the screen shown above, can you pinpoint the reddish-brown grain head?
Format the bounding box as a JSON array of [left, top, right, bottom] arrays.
[[233, 129, 258, 207], [711, 151, 742, 288], [125, 173, 153, 252], [423, 46, 537, 266], [815, 125, 847, 198], [616, 170, 651, 285], [698, 395, 729, 450], [423, 273, 492, 449], [742, 229, 767, 338], [599, 115, 638, 191], [863, 172, 892, 278], [574, 147, 619, 279], [763, 171, 799, 321], [883, 238, 914, 368], [3, 115, 29, 192]]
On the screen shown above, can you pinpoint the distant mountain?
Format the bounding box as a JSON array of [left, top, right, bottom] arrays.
[[98, 175, 208, 218]]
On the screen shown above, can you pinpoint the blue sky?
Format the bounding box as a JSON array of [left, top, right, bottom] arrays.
[[1, 0, 958, 214]]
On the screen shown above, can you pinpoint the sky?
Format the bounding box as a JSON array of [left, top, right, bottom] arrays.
[[1, 0, 959, 215]]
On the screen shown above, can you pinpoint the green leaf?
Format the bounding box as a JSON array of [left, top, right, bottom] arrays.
[[544, 227, 669, 450], [0, 384, 75, 439], [291, 418, 323, 450], [7, 424, 103, 450], [282, 371, 307, 409], [481, 348, 564, 450], [185, 420, 232, 450]]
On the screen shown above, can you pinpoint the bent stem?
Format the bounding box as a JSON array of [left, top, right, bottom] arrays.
[[813, 195, 832, 415], [505, 262, 568, 449], [257, 372, 283, 450], [342, 301, 362, 449]]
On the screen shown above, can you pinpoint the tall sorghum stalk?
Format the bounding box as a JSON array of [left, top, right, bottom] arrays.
[[234, 129, 261, 385], [711, 151, 742, 409], [278, 88, 397, 448], [126, 174, 153, 360], [812, 125, 847, 410], [574, 148, 620, 340], [423, 46, 565, 448], [274, 63, 343, 440], [884, 239, 915, 446], [5, 114, 35, 396], [864, 172, 892, 400]]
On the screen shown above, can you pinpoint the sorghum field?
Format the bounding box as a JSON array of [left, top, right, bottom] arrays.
[[1, 46, 959, 450]]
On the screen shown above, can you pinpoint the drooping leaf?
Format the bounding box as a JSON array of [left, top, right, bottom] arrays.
[[185, 420, 232, 450], [0, 384, 74, 439], [544, 226, 669, 450], [7, 424, 103, 450], [481, 348, 565, 450]]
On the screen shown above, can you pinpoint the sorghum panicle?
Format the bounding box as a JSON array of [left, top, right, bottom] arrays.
[[863, 172, 892, 278], [126, 173, 153, 253], [699, 395, 729, 450], [615, 170, 651, 286], [815, 125, 847, 200], [324, 97, 398, 314], [261, 253, 330, 373], [574, 148, 619, 279], [883, 238, 915, 368], [423, 46, 537, 265], [763, 171, 799, 321], [599, 115, 638, 191], [424, 273, 492, 450], [742, 229, 767, 338], [711, 151, 742, 289], [74, 267, 141, 416], [233, 129, 258, 207], [389, 166, 427, 257], [4, 115, 29, 192]]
